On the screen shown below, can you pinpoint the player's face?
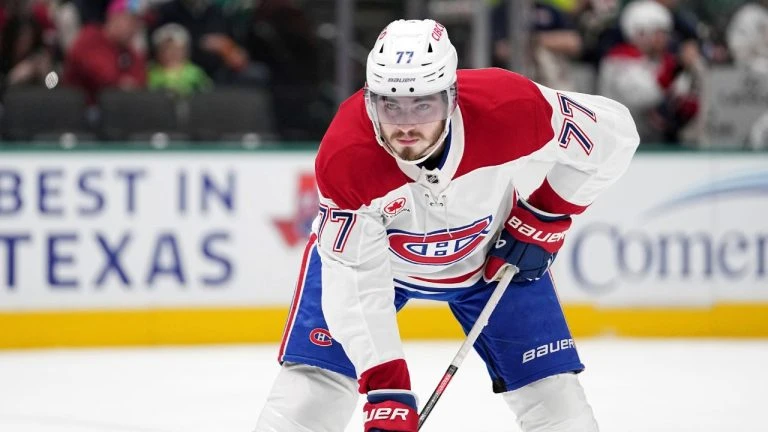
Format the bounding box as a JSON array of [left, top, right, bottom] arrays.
[[635, 29, 670, 56], [649, 29, 670, 55], [108, 13, 139, 46], [380, 119, 446, 162], [158, 40, 187, 66], [374, 93, 450, 161]]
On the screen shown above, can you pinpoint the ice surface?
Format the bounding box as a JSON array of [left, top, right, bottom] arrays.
[[0, 338, 766, 432]]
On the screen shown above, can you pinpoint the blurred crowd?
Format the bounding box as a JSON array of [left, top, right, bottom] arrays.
[[490, 0, 768, 147], [0, 0, 329, 140], [0, 0, 767, 147]]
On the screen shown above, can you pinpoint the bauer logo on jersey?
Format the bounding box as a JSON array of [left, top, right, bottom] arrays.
[[387, 216, 492, 265], [383, 197, 408, 217], [309, 328, 333, 347]]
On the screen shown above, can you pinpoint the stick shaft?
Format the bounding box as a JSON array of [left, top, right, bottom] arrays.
[[417, 267, 517, 430]]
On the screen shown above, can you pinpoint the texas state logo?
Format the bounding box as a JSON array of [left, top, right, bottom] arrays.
[[272, 173, 318, 247], [388, 216, 493, 265]]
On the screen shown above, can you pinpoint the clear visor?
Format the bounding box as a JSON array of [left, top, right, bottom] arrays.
[[368, 89, 454, 125]]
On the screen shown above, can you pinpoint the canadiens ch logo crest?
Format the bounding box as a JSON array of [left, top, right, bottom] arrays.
[[387, 216, 493, 265], [384, 197, 408, 216], [309, 328, 333, 347]]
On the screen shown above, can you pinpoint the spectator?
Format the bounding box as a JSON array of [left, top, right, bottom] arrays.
[[598, 0, 703, 143], [586, 0, 709, 67], [149, 0, 263, 84], [63, 0, 146, 103], [148, 22, 212, 95], [491, 1, 583, 90], [727, 1, 768, 151], [0, 14, 53, 88], [726, 1, 768, 76]]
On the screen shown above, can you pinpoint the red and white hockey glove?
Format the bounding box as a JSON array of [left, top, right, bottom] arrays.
[[363, 389, 419, 432], [484, 199, 572, 283]]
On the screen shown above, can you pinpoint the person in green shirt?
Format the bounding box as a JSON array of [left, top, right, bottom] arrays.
[[148, 23, 213, 96]]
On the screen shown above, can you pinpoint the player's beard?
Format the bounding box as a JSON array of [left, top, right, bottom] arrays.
[[384, 122, 445, 162]]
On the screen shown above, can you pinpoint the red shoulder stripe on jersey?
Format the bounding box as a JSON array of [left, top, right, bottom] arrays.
[[453, 69, 555, 178], [358, 359, 411, 394], [527, 179, 589, 215]]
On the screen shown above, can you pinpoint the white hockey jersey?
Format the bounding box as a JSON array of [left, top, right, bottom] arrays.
[[313, 68, 639, 382]]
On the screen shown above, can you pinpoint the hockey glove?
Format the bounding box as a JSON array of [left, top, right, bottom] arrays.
[[363, 389, 419, 432], [484, 199, 572, 283]]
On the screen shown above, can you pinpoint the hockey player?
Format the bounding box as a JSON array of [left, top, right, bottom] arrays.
[[255, 19, 639, 432]]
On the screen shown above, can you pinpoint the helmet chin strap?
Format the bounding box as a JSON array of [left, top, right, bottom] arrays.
[[378, 118, 452, 166]]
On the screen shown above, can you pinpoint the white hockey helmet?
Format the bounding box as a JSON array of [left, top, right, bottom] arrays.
[[364, 19, 458, 164], [620, 0, 673, 42]]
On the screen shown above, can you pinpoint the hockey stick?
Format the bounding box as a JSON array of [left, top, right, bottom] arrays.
[[417, 265, 518, 430]]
